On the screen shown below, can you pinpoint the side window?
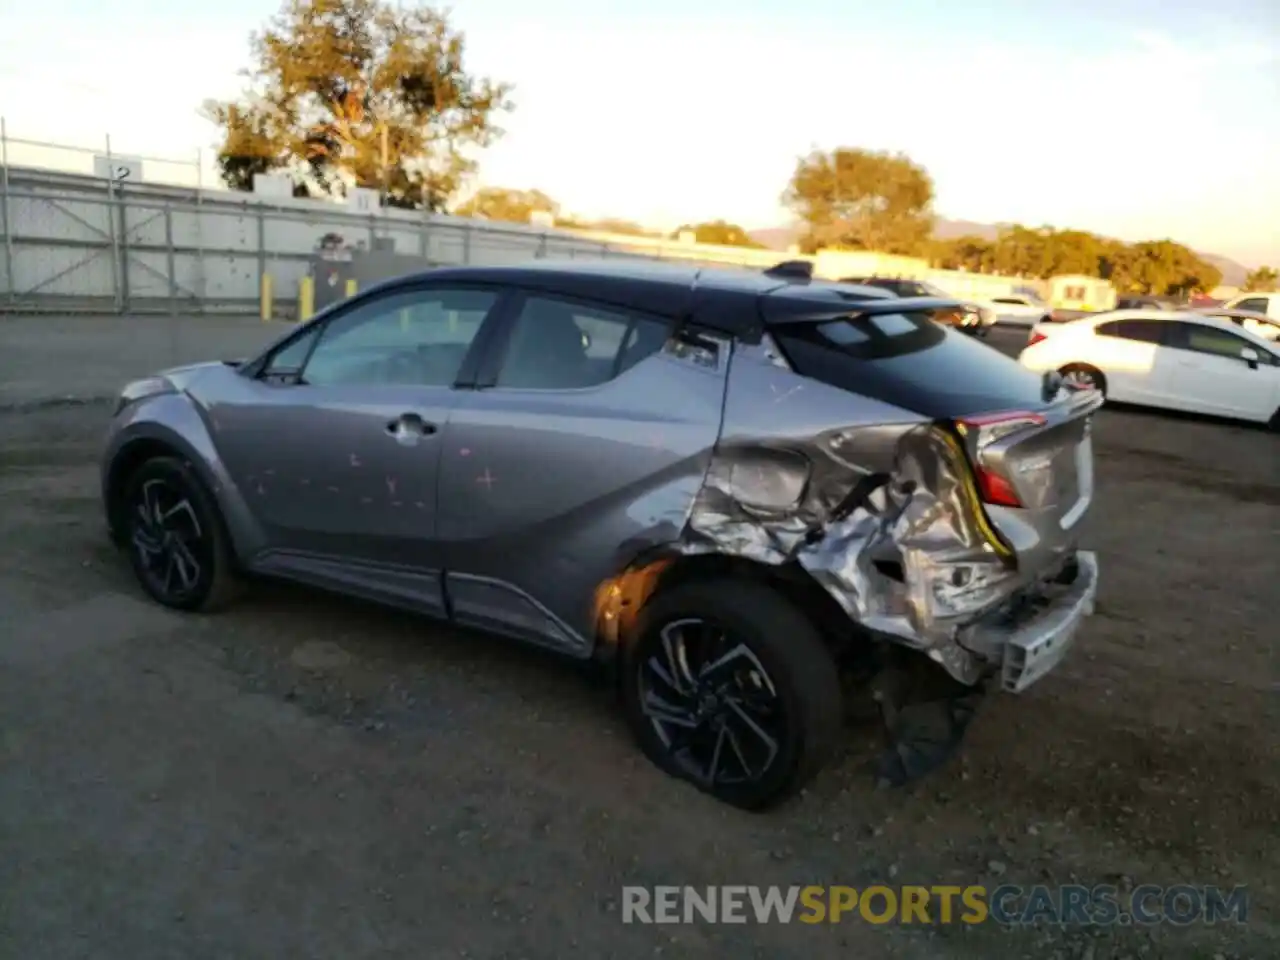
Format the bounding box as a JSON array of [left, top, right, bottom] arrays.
[[495, 295, 670, 389], [300, 287, 498, 388], [263, 326, 322, 380], [992, 297, 1021, 306], [1172, 323, 1255, 361], [1097, 320, 1165, 343], [1233, 297, 1269, 314]]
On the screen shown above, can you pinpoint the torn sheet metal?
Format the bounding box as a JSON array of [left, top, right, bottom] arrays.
[[681, 339, 1022, 687]]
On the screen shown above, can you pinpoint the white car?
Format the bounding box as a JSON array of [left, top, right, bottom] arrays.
[[1198, 306, 1280, 342], [985, 291, 1053, 327], [1221, 291, 1280, 322], [1018, 310, 1280, 426]]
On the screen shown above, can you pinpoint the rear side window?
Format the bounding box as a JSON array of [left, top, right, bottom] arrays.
[[1096, 319, 1167, 344], [1233, 297, 1269, 314], [772, 311, 1049, 417]]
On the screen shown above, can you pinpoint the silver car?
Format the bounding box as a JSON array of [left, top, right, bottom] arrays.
[[101, 261, 1102, 809]]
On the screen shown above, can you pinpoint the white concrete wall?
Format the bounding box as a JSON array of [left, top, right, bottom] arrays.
[[0, 168, 653, 311]]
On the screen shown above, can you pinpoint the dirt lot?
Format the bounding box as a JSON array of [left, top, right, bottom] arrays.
[[0, 321, 1277, 959]]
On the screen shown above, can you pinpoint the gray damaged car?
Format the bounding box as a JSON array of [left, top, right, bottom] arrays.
[[101, 261, 1101, 809]]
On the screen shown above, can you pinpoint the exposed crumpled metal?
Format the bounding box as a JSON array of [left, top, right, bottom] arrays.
[[680, 346, 1022, 686]]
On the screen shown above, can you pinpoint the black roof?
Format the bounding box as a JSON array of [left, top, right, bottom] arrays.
[[377, 260, 897, 341]]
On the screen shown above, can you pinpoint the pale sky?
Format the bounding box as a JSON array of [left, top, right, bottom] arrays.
[[1, 0, 1277, 266]]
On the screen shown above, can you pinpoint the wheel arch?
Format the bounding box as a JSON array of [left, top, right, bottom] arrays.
[[104, 410, 261, 562], [592, 547, 868, 670]]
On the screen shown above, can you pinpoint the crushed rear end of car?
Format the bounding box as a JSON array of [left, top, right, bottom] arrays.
[[679, 293, 1102, 782]]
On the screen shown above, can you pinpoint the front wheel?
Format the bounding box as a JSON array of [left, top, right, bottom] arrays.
[[620, 579, 843, 810], [121, 456, 242, 612]]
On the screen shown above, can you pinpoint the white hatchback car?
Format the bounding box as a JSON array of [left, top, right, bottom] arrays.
[[1019, 310, 1280, 427]]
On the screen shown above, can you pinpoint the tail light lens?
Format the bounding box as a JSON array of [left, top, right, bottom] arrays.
[[1027, 331, 1047, 347], [955, 411, 1047, 508]]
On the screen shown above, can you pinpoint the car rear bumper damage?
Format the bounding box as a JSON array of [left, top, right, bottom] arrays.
[[959, 549, 1098, 692]]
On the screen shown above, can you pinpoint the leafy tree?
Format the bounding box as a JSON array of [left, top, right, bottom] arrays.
[[782, 148, 934, 255], [930, 235, 996, 273], [203, 0, 513, 211], [670, 220, 762, 248], [1243, 266, 1278, 292], [454, 187, 558, 224]]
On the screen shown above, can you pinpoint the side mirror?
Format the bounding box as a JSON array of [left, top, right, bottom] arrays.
[[1240, 346, 1260, 369]]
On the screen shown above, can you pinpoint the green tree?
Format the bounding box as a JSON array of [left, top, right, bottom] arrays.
[[1243, 266, 1278, 292], [454, 187, 558, 224], [782, 148, 934, 255], [930, 235, 996, 272], [671, 220, 762, 247], [1045, 230, 1103, 278], [203, 0, 513, 211]]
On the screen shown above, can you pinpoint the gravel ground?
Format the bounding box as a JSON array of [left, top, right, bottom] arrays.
[[0, 321, 1276, 959]]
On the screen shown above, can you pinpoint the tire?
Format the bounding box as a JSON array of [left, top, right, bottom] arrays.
[[1058, 363, 1107, 396], [620, 578, 843, 810], [120, 455, 243, 612]]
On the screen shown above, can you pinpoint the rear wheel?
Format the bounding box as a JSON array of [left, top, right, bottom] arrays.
[[620, 579, 843, 810], [1059, 363, 1106, 395], [121, 456, 242, 612]]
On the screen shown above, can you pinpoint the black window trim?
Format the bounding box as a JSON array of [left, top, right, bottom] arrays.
[[240, 280, 512, 389], [474, 288, 677, 391]]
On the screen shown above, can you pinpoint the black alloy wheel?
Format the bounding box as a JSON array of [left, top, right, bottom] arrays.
[[121, 456, 240, 611], [636, 617, 785, 789], [621, 579, 842, 810]]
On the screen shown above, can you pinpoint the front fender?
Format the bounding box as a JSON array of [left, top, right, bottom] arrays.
[[102, 391, 267, 561]]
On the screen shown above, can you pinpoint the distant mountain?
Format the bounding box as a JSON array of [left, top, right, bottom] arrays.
[[747, 219, 1250, 287], [1197, 254, 1248, 289]]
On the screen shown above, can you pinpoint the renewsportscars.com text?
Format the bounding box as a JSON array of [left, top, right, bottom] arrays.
[[621, 884, 1248, 927]]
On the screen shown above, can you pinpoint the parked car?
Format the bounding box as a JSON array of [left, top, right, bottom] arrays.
[[101, 262, 1102, 809], [838, 276, 996, 336], [985, 290, 1052, 327], [1019, 309, 1280, 426], [1219, 291, 1280, 323], [1194, 306, 1280, 342], [1115, 295, 1178, 311]]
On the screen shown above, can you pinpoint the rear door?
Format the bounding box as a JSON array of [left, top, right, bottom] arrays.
[[437, 291, 725, 655], [1090, 318, 1173, 404]]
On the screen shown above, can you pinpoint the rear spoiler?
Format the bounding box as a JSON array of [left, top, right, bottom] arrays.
[[762, 295, 971, 326]]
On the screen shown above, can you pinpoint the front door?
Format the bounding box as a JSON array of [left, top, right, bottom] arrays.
[[212, 284, 504, 612], [1161, 322, 1279, 420], [437, 292, 726, 655]]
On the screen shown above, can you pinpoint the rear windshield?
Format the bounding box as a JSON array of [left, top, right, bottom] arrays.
[[772, 311, 1050, 417]]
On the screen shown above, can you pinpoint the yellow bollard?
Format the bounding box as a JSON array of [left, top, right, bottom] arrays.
[[345, 277, 358, 299], [298, 276, 315, 322], [260, 273, 273, 322]]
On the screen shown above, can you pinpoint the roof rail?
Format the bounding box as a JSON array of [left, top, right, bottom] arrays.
[[763, 259, 814, 280]]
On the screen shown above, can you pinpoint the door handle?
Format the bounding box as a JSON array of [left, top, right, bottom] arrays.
[[386, 413, 438, 441]]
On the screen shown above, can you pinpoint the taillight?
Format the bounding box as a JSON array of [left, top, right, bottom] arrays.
[[974, 466, 1022, 507], [955, 411, 1047, 508], [1027, 331, 1047, 347]]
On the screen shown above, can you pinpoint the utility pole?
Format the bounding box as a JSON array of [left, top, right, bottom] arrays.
[[379, 121, 389, 227]]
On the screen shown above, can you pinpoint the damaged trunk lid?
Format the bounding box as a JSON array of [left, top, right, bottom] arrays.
[[763, 296, 1101, 572]]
